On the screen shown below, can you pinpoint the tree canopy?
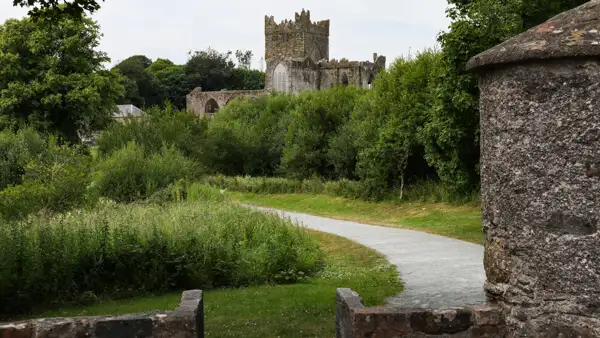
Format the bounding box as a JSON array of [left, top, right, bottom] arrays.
[[13, 0, 104, 20], [0, 14, 123, 142]]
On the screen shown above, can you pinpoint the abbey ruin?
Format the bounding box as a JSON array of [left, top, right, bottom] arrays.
[[186, 9, 386, 117]]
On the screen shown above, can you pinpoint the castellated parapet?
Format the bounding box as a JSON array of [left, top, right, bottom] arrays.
[[264, 9, 330, 64], [264, 9, 330, 36]]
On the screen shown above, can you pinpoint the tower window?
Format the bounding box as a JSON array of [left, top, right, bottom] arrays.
[[274, 63, 288, 93]]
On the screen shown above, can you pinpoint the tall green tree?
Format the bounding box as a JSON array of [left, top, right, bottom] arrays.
[[185, 48, 236, 92], [0, 14, 124, 143], [147, 58, 188, 109], [112, 55, 161, 108], [423, 0, 589, 194]]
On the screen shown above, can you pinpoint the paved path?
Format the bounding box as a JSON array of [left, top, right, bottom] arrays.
[[249, 205, 487, 309]]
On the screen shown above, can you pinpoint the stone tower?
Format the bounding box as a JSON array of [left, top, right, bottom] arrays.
[[264, 9, 330, 64], [468, 1, 600, 335]]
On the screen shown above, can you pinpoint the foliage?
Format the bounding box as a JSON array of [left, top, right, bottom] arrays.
[[93, 142, 196, 203], [147, 59, 188, 109], [281, 86, 366, 180], [185, 48, 237, 92], [0, 128, 47, 190], [112, 55, 161, 108], [107, 49, 265, 110], [351, 50, 442, 200], [424, 0, 589, 194], [0, 192, 323, 317], [0, 130, 93, 220], [0, 15, 124, 143], [235, 50, 253, 69], [96, 105, 209, 161], [201, 175, 477, 204], [13, 0, 104, 20], [29, 230, 399, 338], [203, 94, 294, 176]]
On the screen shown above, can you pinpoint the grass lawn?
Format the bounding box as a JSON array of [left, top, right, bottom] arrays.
[[30, 230, 401, 337], [229, 192, 484, 245]]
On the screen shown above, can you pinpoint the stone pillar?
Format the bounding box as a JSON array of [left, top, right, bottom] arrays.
[[466, 2, 600, 336]]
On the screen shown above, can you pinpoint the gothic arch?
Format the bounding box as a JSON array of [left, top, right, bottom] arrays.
[[367, 73, 374, 89], [273, 63, 289, 93], [341, 73, 349, 86], [205, 98, 219, 115]]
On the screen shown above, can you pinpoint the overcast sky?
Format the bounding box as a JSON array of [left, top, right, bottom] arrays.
[[1, 0, 451, 69]]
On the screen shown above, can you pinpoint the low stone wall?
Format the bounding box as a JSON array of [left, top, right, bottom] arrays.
[[336, 289, 505, 337], [0, 290, 203, 338]]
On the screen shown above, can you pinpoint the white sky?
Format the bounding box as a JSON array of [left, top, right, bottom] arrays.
[[2, 0, 452, 69]]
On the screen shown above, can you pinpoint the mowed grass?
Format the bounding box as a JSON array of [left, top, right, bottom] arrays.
[[32, 230, 401, 337], [229, 192, 484, 245]]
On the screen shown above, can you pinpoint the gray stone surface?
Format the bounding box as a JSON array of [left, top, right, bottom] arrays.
[[336, 288, 506, 338], [249, 205, 487, 309], [0, 290, 204, 338], [469, 1, 600, 335]]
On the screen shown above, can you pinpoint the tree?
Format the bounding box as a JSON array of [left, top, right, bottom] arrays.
[[13, 0, 104, 20], [112, 55, 161, 108], [184, 48, 236, 92], [421, 0, 589, 194], [147, 58, 188, 109], [0, 15, 124, 143], [235, 50, 253, 70]]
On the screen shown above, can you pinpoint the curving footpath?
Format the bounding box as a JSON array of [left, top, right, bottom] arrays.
[[248, 205, 487, 309]]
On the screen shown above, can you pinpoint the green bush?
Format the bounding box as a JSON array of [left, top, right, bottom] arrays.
[[281, 86, 365, 180], [0, 133, 93, 220], [94, 142, 196, 203], [0, 192, 322, 317], [96, 105, 209, 162], [202, 175, 478, 204], [0, 128, 47, 190], [204, 94, 294, 177]]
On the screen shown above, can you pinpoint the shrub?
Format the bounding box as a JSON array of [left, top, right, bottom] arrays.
[[96, 105, 209, 162], [204, 94, 294, 176], [0, 193, 322, 317], [93, 142, 196, 203], [0, 134, 93, 220], [281, 86, 365, 179], [201, 175, 478, 204], [0, 128, 47, 190]]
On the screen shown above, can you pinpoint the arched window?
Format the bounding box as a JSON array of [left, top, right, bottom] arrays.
[[273, 63, 288, 93], [367, 74, 374, 89], [341, 73, 349, 86], [205, 99, 219, 116]]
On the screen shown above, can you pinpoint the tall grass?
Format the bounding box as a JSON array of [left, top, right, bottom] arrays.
[[0, 189, 322, 318], [201, 175, 480, 204]]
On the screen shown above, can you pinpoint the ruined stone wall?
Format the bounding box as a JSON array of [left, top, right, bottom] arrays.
[[186, 88, 266, 117], [290, 67, 318, 93], [0, 290, 204, 338], [288, 58, 319, 94], [317, 56, 386, 89], [318, 62, 361, 89], [336, 289, 505, 337]]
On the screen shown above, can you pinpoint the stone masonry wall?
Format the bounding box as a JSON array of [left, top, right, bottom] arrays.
[[336, 289, 505, 338], [478, 59, 600, 336], [264, 9, 329, 63], [0, 290, 204, 338], [186, 88, 265, 117]]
